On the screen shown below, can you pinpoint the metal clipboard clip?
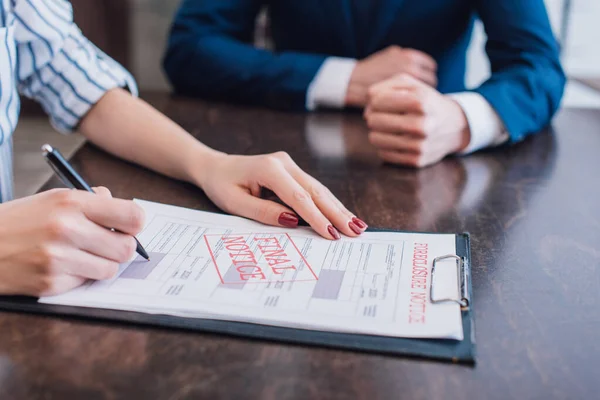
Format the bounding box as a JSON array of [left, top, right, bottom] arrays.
[[430, 254, 470, 310]]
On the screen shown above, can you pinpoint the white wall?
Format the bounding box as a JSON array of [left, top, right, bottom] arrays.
[[467, 0, 600, 89], [130, 0, 180, 91], [131, 0, 600, 91]]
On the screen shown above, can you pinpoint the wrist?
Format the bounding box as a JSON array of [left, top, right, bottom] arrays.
[[185, 145, 228, 188], [345, 64, 368, 107], [449, 99, 471, 153]]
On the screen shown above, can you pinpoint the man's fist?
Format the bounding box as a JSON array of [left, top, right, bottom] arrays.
[[365, 74, 471, 168], [346, 45, 438, 107]]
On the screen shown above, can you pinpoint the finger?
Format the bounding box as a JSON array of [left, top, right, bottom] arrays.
[[410, 67, 438, 88], [283, 160, 368, 236], [81, 195, 146, 236], [287, 170, 366, 237], [37, 275, 87, 297], [47, 245, 120, 281], [75, 219, 137, 263], [64, 249, 120, 281], [404, 49, 437, 72], [377, 150, 429, 169], [368, 73, 421, 99], [365, 112, 425, 137], [92, 186, 112, 198], [368, 90, 423, 114], [369, 131, 422, 154], [223, 188, 302, 229], [261, 167, 341, 240]]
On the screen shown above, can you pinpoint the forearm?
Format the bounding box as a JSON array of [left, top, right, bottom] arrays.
[[164, 36, 325, 111], [78, 88, 222, 185], [475, 0, 565, 141], [165, 0, 325, 110]]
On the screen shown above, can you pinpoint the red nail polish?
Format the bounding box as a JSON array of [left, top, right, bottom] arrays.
[[327, 225, 341, 240], [348, 221, 362, 235], [278, 212, 299, 228], [352, 217, 368, 230]]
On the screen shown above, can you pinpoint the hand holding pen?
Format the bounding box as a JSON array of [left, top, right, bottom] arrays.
[[42, 145, 149, 261], [0, 147, 147, 296]]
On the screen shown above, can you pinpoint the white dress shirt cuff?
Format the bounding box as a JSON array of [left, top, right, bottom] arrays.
[[306, 57, 357, 111], [449, 92, 509, 154]]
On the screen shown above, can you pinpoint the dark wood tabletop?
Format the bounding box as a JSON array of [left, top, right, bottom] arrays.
[[1, 95, 599, 399]]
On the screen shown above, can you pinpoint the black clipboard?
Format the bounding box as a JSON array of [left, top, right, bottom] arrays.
[[0, 232, 475, 364]]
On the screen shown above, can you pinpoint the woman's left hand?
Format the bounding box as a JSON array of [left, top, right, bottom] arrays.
[[196, 151, 368, 240]]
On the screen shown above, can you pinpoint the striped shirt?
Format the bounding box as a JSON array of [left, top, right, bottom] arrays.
[[0, 0, 137, 203]]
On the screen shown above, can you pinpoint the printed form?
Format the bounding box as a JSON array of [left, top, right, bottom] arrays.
[[41, 200, 464, 340]]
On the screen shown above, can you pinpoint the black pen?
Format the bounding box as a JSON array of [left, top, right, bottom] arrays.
[[41, 144, 150, 261]]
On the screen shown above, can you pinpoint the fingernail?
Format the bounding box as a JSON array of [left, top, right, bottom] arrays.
[[348, 221, 362, 235], [278, 212, 299, 228], [327, 225, 341, 240], [352, 217, 368, 230]]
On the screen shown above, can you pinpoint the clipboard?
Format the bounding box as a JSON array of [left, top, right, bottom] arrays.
[[0, 232, 475, 364]]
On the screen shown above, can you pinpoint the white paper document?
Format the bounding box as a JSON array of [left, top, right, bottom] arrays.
[[40, 200, 464, 340]]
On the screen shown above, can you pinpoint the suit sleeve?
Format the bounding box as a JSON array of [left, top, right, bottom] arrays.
[[473, 0, 566, 142], [163, 0, 327, 111]]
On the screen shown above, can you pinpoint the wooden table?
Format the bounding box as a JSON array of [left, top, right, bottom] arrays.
[[1, 96, 599, 399]]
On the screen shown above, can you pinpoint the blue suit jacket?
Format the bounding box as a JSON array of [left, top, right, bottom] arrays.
[[164, 0, 565, 143]]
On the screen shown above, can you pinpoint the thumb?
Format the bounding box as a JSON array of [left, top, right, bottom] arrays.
[[225, 190, 300, 229]]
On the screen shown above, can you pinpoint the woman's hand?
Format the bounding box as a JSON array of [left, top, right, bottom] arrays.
[[0, 188, 144, 296], [196, 152, 367, 240], [79, 90, 365, 240]]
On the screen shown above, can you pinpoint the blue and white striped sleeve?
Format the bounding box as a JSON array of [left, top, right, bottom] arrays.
[[13, 0, 138, 134]]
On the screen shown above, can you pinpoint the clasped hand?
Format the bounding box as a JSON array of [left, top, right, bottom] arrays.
[[364, 74, 471, 168]]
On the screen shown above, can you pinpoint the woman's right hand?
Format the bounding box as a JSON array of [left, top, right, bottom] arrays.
[[0, 188, 145, 296], [195, 151, 368, 240]]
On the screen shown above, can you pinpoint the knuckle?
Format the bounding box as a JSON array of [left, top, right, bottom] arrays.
[[116, 237, 137, 262], [36, 245, 61, 276], [412, 98, 425, 114], [53, 189, 82, 209], [272, 151, 292, 163], [407, 52, 419, 64], [413, 143, 424, 156], [127, 204, 146, 233], [413, 118, 427, 136], [368, 132, 380, 146], [414, 155, 427, 168], [367, 86, 379, 101], [263, 154, 283, 170], [309, 184, 324, 199], [35, 275, 57, 296], [389, 45, 402, 55], [293, 189, 311, 203], [253, 204, 270, 222], [46, 217, 73, 242], [393, 73, 411, 83], [100, 262, 119, 280], [45, 188, 66, 198]]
